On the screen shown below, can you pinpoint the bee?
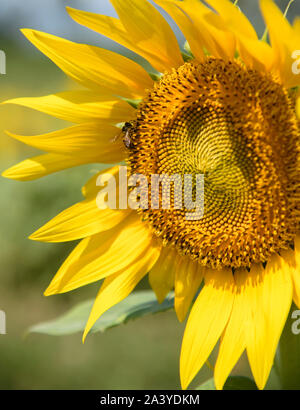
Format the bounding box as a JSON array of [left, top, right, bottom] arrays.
[[122, 121, 135, 149], [112, 121, 136, 149]]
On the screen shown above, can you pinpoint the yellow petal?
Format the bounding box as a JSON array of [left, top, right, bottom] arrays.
[[237, 35, 275, 72], [2, 90, 135, 124], [68, 0, 183, 73], [153, 0, 205, 61], [81, 165, 121, 198], [174, 257, 203, 322], [205, 0, 257, 39], [180, 268, 235, 389], [2, 152, 95, 181], [214, 269, 249, 390], [80, 164, 127, 223], [44, 214, 157, 295], [260, 0, 300, 87], [148, 247, 177, 303], [294, 17, 300, 36], [173, 0, 236, 60], [30, 200, 129, 243], [83, 241, 160, 342], [21, 29, 153, 98], [205, 0, 274, 71], [5, 123, 125, 161], [245, 256, 293, 390]]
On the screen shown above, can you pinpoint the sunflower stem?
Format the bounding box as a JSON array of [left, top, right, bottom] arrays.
[[284, 0, 294, 18], [275, 303, 300, 389]]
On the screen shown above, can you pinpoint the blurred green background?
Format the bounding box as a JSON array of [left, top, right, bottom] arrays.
[[0, 0, 299, 390]]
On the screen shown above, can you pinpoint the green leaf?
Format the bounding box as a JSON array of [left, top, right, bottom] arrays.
[[275, 303, 300, 389], [121, 97, 142, 109], [195, 376, 257, 390], [223, 376, 257, 390], [195, 378, 215, 390], [28, 291, 174, 336]]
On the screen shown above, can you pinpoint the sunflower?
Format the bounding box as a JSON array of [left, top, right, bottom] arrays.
[[3, 0, 300, 390]]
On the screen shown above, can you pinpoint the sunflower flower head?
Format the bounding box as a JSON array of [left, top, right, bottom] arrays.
[[3, 0, 300, 390]]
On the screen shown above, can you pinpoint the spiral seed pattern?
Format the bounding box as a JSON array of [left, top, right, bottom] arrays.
[[128, 59, 300, 269]]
